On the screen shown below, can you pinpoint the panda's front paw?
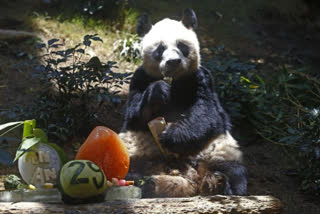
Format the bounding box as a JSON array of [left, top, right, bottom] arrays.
[[146, 80, 170, 105], [159, 125, 184, 153]]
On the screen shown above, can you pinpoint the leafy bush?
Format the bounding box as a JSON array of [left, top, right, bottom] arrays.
[[207, 55, 256, 121], [113, 33, 142, 62], [251, 69, 320, 196], [206, 47, 320, 197], [8, 35, 131, 141]]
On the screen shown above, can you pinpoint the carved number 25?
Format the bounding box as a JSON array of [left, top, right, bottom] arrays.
[[68, 161, 105, 189]]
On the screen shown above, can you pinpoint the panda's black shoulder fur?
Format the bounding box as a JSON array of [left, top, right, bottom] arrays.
[[121, 66, 232, 154]]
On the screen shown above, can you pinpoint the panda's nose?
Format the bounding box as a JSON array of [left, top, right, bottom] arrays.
[[166, 59, 181, 67]]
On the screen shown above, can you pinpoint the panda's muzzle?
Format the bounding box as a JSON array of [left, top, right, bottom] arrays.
[[166, 59, 181, 67], [163, 58, 181, 77]]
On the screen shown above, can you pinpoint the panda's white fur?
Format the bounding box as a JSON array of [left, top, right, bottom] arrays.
[[119, 131, 242, 163], [141, 18, 200, 79], [119, 131, 161, 159]]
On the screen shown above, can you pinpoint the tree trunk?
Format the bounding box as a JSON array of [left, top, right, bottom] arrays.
[[0, 195, 282, 214]]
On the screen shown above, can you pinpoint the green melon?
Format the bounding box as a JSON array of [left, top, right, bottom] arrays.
[[58, 160, 108, 203]]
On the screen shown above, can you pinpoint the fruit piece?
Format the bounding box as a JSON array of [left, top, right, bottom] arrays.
[[28, 184, 36, 190], [44, 183, 54, 189], [106, 180, 113, 187], [126, 181, 134, 186], [112, 178, 119, 186], [118, 179, 126, 186], [75, 126, 130, 181], [58, 160, 108, 201]]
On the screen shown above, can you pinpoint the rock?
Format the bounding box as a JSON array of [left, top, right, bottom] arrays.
[[0, 195, 282, 213], [0, 186, 141, 203]]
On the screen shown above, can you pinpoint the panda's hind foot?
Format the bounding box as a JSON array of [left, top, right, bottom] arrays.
[[199, 171, 232, 195], [140, 175, 197, 198]]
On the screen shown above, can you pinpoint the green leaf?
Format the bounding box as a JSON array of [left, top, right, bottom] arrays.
[[0, 121, 23, 136], [92, 37, 103, 42], [76, 49, 85, 54], [83, 40, 91, 47], [84, 35, 91, 41], [255, 74, 265, 85], [13, 137, 40, 162], [50, 44, 63, 49], [240, 76, 251, 83], [48, 38, 59, 46], [0, 121, 23, 132], [47, 143, 68, 164], [33, 128, 48, 144]]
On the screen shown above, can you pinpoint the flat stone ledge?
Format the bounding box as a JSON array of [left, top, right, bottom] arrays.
[[0, 195, 282, 214]]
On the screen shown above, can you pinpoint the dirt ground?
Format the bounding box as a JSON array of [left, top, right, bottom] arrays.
[[1, 1, 320, 213]]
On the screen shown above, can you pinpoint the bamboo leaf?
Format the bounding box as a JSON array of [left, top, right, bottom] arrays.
[[13, 137, 40, 162], [33, 128, 48, 144], [0, 122, 24, 136], [0, 121, 23, 132], [240, 76, 251, 83]]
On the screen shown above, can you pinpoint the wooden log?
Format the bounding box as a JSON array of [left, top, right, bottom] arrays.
[[0, 195, 282, 214]]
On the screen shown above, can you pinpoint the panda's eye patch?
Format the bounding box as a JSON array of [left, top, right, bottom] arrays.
[[152, 44, 166, 61], [177, 42, 189, 57]]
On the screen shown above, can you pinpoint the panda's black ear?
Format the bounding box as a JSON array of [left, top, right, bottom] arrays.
[[137, 13, 152, 37], [182, 8, 198, 30]]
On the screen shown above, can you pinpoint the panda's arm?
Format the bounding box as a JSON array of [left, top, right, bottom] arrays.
[[159, 68, 231, 154], [121, 67, 170, 132], [121, 67, 151, 131]]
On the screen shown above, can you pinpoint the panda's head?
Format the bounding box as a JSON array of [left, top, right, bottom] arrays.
[[137, 9, 200, 80]]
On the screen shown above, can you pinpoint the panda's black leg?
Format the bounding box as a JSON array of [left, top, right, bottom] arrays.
[[209, 161, 248, 195]]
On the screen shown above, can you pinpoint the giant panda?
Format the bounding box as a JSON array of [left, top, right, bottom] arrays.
[[119, 8, 247, 197]]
